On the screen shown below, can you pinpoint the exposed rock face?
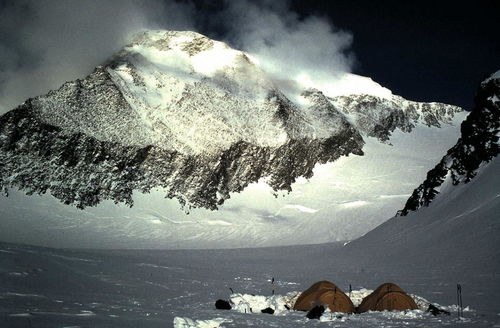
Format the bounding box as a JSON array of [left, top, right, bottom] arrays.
[[0, 99, 363, 210], [330, 94, 462, 142], [0, 30, 463, 211], [398, 71, 500, 215]]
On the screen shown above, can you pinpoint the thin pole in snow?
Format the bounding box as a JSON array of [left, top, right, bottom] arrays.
[[271, 277, 275, 295], [457, 284, 463, 318], [349, 284, 352, 299]]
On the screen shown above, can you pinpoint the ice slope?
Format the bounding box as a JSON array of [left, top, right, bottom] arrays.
[[31, 30, 354, 154]]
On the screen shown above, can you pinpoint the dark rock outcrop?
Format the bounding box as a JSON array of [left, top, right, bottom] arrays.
[[398, 72, 499, 215], [261, 307, 275, 314], [427, 304, 450, 316], [0, 96, 363, 210], [306, 305, 325, 319]]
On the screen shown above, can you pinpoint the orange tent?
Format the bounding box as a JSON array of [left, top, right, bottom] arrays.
[[293, 281, 355, 313], [358, 283, 418, 312]]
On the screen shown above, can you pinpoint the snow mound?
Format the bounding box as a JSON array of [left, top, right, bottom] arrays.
[[173, 316, 230, 328], [229, 292, 299, 315], [295, 72, 393, 99], [349, 288, 373, 307]]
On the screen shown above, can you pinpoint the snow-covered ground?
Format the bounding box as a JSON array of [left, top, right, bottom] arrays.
[[0, 238, 497, 327], [0, 119, 465, 249]]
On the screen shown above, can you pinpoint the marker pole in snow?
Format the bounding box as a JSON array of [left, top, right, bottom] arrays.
[[349, 284, 352, 299], [271, 277, 275, 295], [456, 284, 463, 318]]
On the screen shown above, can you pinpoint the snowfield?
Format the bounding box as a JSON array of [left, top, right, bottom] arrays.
[[0, 239, 497, 328]]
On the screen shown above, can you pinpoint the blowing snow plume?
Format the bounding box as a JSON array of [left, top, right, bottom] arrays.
[[210, 0, 355, 94], [0, 0, 195, 114]]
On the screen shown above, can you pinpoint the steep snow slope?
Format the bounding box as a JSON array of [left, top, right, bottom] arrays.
[[347, 156, 500, 268], [28, 30, 353, 154], [0, 30, 466, 248], [0, 30, 367, 210]]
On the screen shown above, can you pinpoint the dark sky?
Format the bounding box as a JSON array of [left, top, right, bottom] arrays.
[[193, 0, 499, 109], [0, 0, 498, 111], [293, 0, 499, 109]]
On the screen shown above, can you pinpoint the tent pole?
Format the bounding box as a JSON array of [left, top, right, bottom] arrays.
[[456, 284, 462, 318]]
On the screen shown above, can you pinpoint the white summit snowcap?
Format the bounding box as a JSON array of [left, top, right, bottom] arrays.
[[128, 30, 393, 99], [126, 30, 242, 78], [105, 30, 296, 154]]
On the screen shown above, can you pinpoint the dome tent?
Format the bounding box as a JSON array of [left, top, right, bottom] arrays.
[[293, 281, 355, 313], [358, 282, 418, 312]]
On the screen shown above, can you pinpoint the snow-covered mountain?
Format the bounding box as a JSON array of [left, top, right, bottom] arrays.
[[0, 30, 466, 248]]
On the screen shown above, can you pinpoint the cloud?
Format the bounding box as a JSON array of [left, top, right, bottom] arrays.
[[211, 0, 355, 90], [0, 0, 195, 114], [0, 0, 355, 114]]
